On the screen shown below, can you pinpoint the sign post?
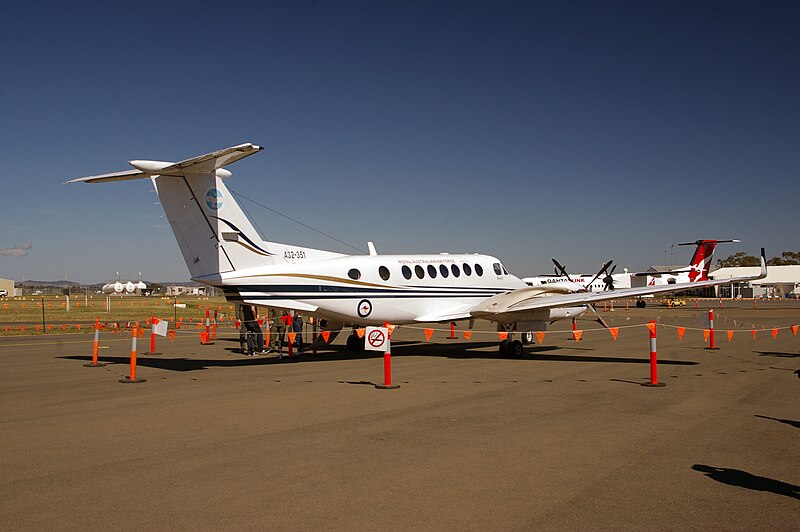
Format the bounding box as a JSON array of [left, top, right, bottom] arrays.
[[366, 326, 399, 390]]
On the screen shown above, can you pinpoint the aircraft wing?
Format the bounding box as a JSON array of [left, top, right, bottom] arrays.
[[471, 251, 767, 317]]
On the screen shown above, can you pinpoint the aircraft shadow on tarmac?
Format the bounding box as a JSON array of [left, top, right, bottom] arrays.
[[754, 414, 800, 429], [692, 464, 800, 501], [60, 338, 698, 372], [754, 350, 799, 358]]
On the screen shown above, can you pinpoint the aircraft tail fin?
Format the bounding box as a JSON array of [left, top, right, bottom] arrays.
[[68, 143, 286, 281], [679, 239, 740, 282]]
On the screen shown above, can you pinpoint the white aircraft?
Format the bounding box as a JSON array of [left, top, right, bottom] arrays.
[[522, 239, 737, 305], [67, 143, 767, 357]]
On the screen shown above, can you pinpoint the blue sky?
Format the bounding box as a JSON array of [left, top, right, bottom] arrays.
[[1, 1, 798, 283]]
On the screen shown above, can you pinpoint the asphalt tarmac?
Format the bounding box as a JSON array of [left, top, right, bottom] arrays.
[[1, 301, 798, 530]]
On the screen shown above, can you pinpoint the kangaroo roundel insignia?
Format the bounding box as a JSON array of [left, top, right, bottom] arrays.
[[357, 299, 372, 318], [205, 188, 223, 210]]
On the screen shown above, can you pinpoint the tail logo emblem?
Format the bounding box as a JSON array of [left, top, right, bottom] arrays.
[[205, 189, 223, 210]]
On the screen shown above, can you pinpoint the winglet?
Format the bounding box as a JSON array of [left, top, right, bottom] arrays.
[[758, 247, 767, 279]]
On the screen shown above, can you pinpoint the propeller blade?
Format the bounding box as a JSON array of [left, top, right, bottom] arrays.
[[588, 304, 610, 329], [585, 260, 613, 290], [551, 258, 573, 282]]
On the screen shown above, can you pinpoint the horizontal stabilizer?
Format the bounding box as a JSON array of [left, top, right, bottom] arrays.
[[66, 143, 262, 184]]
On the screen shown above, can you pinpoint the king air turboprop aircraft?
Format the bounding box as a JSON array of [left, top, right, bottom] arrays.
[[67, 143, 767, 357]]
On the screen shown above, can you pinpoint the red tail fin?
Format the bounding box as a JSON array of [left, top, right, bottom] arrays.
[[687, 240, 720, 282]]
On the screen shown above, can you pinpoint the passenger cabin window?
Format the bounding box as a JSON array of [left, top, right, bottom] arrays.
[[379, 266, 390, 281], [348, 268, 361, 280], [415, 265, 425, 279], [427, 265, 437, 278], [463, 263, 472, 276], [493, 263, 503, 276], [475, 264, 484, 276], [402, 265, 412, 280], [451, 264, 460, 277], [439, 264, 449, 278]]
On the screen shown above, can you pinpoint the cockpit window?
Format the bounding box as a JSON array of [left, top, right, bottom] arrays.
[[493, 263, 503, 275]]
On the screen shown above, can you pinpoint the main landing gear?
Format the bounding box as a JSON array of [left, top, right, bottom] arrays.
[[499, 337, 524, 358]]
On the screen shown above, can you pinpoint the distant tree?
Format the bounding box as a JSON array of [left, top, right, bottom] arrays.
[[716, 252, 760, 268], [767, 251, 800, 266], [716, 250, 800, 267]]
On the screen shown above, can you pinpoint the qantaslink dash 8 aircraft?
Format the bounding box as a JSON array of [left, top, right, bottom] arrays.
[[67, 143, 767, 357]]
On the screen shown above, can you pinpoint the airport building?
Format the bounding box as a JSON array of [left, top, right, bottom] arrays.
[[0, 277, 14, 297], [165, 285, 213, 297], [709, 265, 800, 299]]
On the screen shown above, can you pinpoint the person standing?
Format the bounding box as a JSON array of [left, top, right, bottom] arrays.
[[269, 308, 286, 353], [293, 312, 304, 353], [241, 304, 265, 355]]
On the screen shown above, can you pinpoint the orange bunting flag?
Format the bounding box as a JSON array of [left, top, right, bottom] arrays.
[[423, 328, 434, 341], [771, 328, 778, 339], [462, 331, 472, 340], [498, 332, 508, 341], [146, 318, 151, 326], [138, 328, 144, 338], [35, 325, 41, 332], [572, 330, 583, 342], [790, 325, 798, 336], [168, 331, 176, 342], [703, 329, 710, 342], [726, 330, 734, 342], [535, 332, 546, 344], [287, 332, 296, 344], [197, 323, 203, 330], [200, 332, 209, 344], [609, 327, 619, 340], [20, 325, 25, 331], [61, 324, 67, 330], [751, 329, 757, 341], [645, 322, 656, 335], [385, 324, 397, 336], [677, 327, 685, 340], [3, 326, 8, 332], [321, 330, 331, 343], [176, 322, 182, 329], [356, 328, 365, 339], [47, 324, 52, 331]]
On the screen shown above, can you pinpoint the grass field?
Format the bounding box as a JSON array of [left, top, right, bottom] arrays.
[[0, 295, 236, 335]]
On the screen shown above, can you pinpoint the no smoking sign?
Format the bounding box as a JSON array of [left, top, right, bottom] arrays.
[[365, 326, 390, 352]]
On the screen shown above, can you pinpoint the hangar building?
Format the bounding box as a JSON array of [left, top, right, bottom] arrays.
[[709, 265, 800, 298]]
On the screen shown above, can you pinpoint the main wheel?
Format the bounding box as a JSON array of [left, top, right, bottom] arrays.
[[498, 339, 510, 356], [508, 340, 524, 358]]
